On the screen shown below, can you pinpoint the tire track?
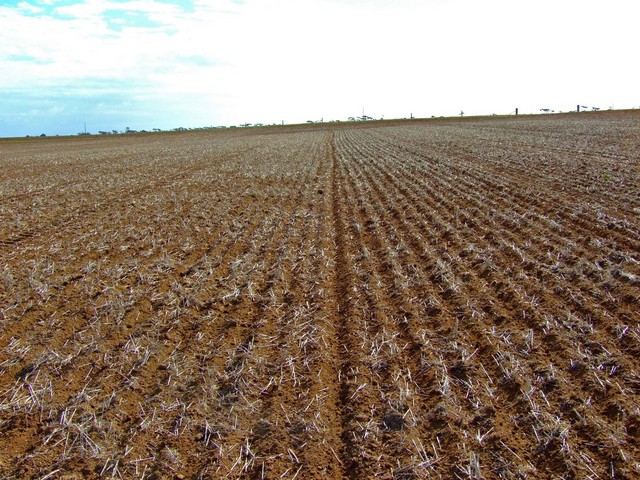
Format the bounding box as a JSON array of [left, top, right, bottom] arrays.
[[329, 132, 363, 479]]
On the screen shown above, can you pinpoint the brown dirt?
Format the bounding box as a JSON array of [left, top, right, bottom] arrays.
[[1, 110, 639, 479]]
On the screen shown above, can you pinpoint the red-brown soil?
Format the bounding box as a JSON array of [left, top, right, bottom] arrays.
[[1, 111, 639, 479]]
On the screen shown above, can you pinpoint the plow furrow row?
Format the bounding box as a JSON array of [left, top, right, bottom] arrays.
[[1, 113, 638, 479]]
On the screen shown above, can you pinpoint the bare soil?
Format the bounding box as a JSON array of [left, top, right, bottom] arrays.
[[1, 111, 639, 479]]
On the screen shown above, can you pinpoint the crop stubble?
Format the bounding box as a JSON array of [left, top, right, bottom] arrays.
[[1, 111, 639, 479]]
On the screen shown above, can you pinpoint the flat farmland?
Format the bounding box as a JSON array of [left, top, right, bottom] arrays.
[[1, 111, 639, 479]]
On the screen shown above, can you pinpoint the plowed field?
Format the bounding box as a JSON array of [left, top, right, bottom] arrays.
[[1, 111, 639, 479]]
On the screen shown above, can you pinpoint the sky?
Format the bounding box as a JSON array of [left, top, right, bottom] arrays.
[[0, 0, 638, 137]]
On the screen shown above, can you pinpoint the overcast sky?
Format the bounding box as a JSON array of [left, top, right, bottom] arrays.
[[1, 0, 638, 137]]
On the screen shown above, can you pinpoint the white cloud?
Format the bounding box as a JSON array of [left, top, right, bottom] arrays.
[[17, 2, 45, 14], [1, 0, 639, 136]]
